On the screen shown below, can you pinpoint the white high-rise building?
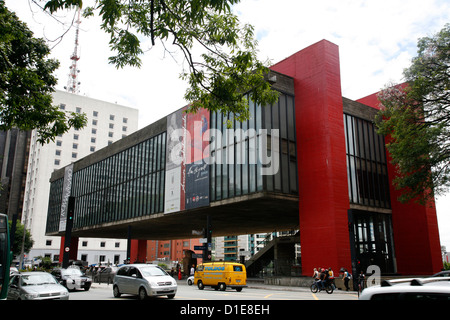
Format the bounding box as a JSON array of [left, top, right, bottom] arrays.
[[22, 90, 139, 265]]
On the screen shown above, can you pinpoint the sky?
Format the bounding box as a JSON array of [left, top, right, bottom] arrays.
[[5, 0, 450, 252]]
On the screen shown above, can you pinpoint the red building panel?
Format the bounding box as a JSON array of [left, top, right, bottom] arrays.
[[271, 40, 352, 275]]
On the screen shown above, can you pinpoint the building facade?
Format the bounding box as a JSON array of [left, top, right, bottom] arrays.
[[45, 40, 443, 276], [24, 90, 138, 265], [0, 129, 31, 221], [146, 239, 202, 263]]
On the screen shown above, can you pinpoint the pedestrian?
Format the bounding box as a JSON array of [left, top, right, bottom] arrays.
[[178, 268, 182, 280], [190, 265, 195, 276], [357, 270, 365, 291], [343, 269, 352, 291]]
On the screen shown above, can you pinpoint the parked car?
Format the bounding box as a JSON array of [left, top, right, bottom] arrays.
[[10, 267, 19, 276], [187, 275, 194, 285], [113, 264, 177, 300], [359, 277, 450, 300], [93, 266, 118, 284], [68, 260, 88, 271], [7, 272, 69, 300], [51, 267, 92, 291]]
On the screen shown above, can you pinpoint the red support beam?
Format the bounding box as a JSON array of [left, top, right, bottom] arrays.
[[130, 239, 148, 263], [271, 40, 351, 275]]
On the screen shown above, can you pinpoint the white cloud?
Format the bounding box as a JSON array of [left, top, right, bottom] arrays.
[[234, 0, 449, 100], [5, 0, 450, 250]]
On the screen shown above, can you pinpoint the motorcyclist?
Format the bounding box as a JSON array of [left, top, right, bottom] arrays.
[[317, 268, 327, 290]]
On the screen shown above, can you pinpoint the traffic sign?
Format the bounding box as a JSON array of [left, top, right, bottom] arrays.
[[194, 245, 207, 251], [192, 254, 203, 259]]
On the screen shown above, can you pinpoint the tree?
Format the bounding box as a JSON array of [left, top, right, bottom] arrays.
[[8, 220, 34, 258], [376, 24, 450, 204], [42, 0, 279, 123], [0, 1, 87, 144], [35, 256, 53, 270]]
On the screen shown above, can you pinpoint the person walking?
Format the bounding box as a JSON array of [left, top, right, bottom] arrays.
[[357, 270, 366, 292], [343, 269, 352, 291]]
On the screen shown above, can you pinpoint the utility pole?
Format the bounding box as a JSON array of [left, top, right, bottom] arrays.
[[203, 215, 212, 262]]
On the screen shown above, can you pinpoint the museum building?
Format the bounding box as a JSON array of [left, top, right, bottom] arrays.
[[46, 40, 443, 276]]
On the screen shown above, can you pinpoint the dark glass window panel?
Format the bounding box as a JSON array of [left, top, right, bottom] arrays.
[[344, 114, 391, 209]]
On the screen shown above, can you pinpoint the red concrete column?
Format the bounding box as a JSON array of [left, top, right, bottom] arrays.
[[358, 92, 443, 275], [271, 40, 351, 275], [130, 239, 148, 263]]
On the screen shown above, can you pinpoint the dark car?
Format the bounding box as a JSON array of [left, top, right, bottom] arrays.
[[93, 266, 118, 284], [51, 267, 92, 291]]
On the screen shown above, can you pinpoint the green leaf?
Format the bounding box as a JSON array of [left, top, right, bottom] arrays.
[[44, 0, 279, 122], [375, 24, 450, 204]]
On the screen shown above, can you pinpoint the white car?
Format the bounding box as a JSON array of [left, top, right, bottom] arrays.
[[113, 264, 177, 300], [359, 277, 450, 300], [187, 276, 194, 285]]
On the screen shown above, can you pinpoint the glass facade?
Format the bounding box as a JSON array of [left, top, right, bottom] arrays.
[[210, 93, 298, 201], [47, 92, 298, 234], [344, 113, 395, 273], [349, 210, 396, 274], [47, 178, 64, 234], [46, 132, 166, 234], [344, 113, 390, 209]]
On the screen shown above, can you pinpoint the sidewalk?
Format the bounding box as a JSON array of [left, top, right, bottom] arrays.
[[176, 277, 356, 294], [247, 278, 356, 294]]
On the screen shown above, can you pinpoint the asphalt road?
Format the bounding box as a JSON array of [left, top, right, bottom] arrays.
[[68, 280, 359, 301]]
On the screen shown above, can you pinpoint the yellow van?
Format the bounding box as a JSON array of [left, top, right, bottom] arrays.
[[194, 262, 247, 292]]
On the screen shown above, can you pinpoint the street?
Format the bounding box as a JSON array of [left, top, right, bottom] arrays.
[[66, 280, 362, 318], [69, 280, 359, 301]]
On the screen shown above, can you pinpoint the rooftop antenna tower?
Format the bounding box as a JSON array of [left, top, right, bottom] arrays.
[[65, 8, 81, 94]]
